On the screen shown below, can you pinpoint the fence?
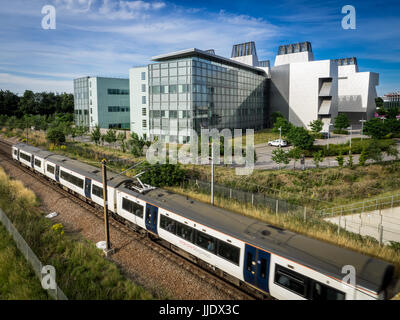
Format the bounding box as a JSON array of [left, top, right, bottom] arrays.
[[0, 208, 68, 300], [187, 179, 400, 245]]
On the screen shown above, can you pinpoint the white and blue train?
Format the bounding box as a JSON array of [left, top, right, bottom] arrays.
[[12, 143, 398, 300]]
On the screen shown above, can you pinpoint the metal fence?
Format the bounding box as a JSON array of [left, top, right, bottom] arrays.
[[0, 208, 68, 300], [187, 179, 400, 245]]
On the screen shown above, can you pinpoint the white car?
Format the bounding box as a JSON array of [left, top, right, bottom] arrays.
[[268, 139, 288, 147]]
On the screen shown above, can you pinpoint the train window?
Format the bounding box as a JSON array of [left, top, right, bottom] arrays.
[[160, 215, 176, 234], [217, 240, 240, 265], [176, 222, 194, 242], [20, 152, 31, 162], [92, 184, 103, 199], [60, 170, 84, 189], [34, 158, 41, 167], [47, 164, 55, 174], [260, 258, 267, 278], [246, 252, 253, 272], [122, 198, 144, 218], [13, 149, 17, 156], [195, 230, 216, 254], [274, 265, 306, 297], [312, 282, 345, 300]]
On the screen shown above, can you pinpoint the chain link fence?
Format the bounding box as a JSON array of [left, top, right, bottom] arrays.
[[186, 179, 400, 245], [0, 208, 67, 300]]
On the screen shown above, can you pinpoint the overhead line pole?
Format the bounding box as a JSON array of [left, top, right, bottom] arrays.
[[101, 159, 113, 256]]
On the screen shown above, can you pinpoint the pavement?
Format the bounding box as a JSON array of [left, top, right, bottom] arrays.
[[325, 206, 400, 244]]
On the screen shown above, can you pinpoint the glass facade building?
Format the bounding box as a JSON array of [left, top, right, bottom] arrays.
[[148, 51, 268, 143], [73, 77, 90, 127]]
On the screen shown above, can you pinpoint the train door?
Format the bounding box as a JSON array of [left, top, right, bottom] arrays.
[[84, 178, 91, 199], [243, 244, 270, 293], [55, 165, 60, 182], [145, 203, 158, 235], [31, 155, 35, 168]]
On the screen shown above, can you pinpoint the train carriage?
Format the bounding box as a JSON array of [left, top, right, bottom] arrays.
[[11, 143, 398, 300]]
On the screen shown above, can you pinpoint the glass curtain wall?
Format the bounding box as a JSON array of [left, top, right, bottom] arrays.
[[148, 56, 267, 143], [73, 77, 90, 127]]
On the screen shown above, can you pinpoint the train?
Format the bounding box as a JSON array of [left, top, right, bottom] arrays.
[[11, 142, 399, 300]]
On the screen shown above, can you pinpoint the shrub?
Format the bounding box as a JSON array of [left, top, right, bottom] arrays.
[[46, 126, 65, 145], [334, 114, 350, 131], [286, 126, 315, 151]]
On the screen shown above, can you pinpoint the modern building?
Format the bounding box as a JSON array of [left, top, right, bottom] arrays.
[[130, 43, 269, 143], [73, 76, 130, 130], [129, 66, 150, 140], [270, 42, 338, 131], [383, 92, 400, 109], [336, 57, 379, 124], [125, 41, 379, 140]]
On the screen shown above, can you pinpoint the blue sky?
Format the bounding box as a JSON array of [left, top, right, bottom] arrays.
[[0, 0, 399, 96]]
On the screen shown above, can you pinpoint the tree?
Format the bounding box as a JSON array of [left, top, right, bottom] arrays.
[[46, 126, 66, 145], [90, 125, 101, 145], [347, 154, 354, 168], [386, 107, 400, 119], [366, 139, 383, 163], [375, 97, 384, 109], [336, 151, 344, 167], [286, 126, 315, 151], [117, 132, 127, 152], [136, 162, 186, 187], [288, 147, 302, 169], [334, 114, 350, 132], [364, 118, 390, 139], [271, 148, 290, 169], [104, 128, 117, 147], [312, 150, 324, 168], [273, 117, 293, 136], [309, 119, 323, 134], [271, 111, 284, 125], [359, 148, 367, 166], [129, 132, 147, 157]]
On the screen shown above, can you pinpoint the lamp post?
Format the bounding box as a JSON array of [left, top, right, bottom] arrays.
[[211, 141, 214, 206], [327, 124, 333, 151], [278, 127, 282, 148], [347, 125, 353, 155], [359, 119, 366, 140]]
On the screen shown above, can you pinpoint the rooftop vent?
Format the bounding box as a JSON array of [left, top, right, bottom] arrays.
[[277, 41, 312, 55], [333, 57, 358, 66], [205, 49, 215, 55], [231, 41, 257, 58]]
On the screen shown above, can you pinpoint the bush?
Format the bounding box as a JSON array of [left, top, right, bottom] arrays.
[[137, 162, 186, 187], [286, 126, 314, 151], [46, 126, 65, 145]]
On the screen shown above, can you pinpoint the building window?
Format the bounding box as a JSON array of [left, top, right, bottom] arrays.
[[141, 84, 146, 92], [142, 96, 146, 104], [142, 120, 147, 128], [107, 89, 129, 95], [141, 72, 146, 80]]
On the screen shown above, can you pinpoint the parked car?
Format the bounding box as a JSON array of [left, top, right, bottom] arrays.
[[267, 139, 288, 147]]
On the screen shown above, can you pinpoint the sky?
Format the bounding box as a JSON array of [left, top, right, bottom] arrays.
[[0, 0, 399, 96]]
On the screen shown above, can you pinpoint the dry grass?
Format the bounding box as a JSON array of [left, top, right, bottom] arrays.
[[167, 186, 400, 269]]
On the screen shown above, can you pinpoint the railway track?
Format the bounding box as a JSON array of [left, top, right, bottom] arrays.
[[0, 138, 263, 300]]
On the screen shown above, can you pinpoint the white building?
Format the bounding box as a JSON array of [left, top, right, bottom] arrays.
[[269, 42, 338, 131], [335, 57, 379, 124], [129, 67, 149, 140]]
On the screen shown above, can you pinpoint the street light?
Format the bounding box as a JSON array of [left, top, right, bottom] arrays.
[[327, 124, 334, 151], [359, 119, 366, 140], [278, 127, 282, 149], [347, 125, 353, 155]]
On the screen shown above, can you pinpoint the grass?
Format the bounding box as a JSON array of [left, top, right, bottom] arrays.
[[166, 185, 400, 271], [0, 167, 154, 300], [231, 128, 280, 145], [0, 224, 49, 300]]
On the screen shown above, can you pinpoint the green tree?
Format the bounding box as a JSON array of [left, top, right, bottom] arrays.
[[375, 97, 384, 109], [271, 111, 284, 125], [359, 148, 367, 166], [312, 150, 324, 168], [347, 154, 354, 168], [334, 114, 350, 132], [286, 126, 315, 151], [366, 139, 383, 163], [90, 125, 101, 145], [129, 132, 147, 157], [288, 147, 302, 169], [309, 119, 323, 134], [104, 128, 117, 147], [46, 126, 66, 145], [336, 151, 344, 167], [117, 132, 127, 152], [137, 162, 186, 187], [363, 118, 390, 139], [273, 117, 293, 136], [271, 148, 290, 169]]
